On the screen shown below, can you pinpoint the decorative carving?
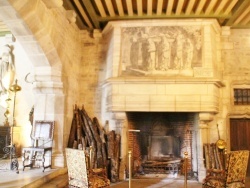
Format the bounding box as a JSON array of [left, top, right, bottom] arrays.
[[0, 44, 15, 96], [121, 26, 202, 76]]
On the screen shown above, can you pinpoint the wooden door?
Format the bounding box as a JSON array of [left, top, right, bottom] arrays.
[[230, 119, 250, 175]]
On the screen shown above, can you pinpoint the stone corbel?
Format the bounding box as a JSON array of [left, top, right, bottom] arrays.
[[199, 112, 214, 128], [111, 112, 127, 131], [66, 10, 76, 24], [112, 112, 126, 120], [32, 67, 63, 94]]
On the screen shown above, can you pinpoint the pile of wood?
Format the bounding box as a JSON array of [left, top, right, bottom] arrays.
[[67, 105, 121, 182]]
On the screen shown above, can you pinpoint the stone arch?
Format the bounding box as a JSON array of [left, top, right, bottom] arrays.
[[0, 0, 71, 167]]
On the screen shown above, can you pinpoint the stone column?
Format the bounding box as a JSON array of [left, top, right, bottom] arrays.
[[32, 67, 65, 167], [197, 112, 214, 182], [111, 112, 127, 180]]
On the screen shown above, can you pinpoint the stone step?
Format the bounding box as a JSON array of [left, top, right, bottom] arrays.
[[23, 168, 68, 188], [39, 173, 68, 188]]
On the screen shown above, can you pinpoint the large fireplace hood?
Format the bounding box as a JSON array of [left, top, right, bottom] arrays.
[[100, 19, 224, 182]]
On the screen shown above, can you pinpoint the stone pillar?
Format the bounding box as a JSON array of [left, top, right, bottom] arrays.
[[111, 112, 127, 180], [197, 112, 214, 182], [32, 67, 65, 167]]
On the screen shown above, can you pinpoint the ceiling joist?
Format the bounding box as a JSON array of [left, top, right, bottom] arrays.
[[64, 0, 250, 30]]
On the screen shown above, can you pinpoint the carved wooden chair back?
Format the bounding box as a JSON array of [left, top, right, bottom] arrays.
[[65, 148, 110, 188], [203, 150, 249, 188], [30, 120, 55, 147]]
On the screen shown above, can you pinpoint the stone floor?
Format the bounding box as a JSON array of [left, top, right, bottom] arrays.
[[110, 174, 202, 188], [1, 158, 250, 188]]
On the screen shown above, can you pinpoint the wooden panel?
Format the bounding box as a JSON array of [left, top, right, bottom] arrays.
[[230, 118, 250, 175]]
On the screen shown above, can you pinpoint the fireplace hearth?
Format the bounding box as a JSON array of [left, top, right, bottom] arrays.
[[127, 112, 198, 176]]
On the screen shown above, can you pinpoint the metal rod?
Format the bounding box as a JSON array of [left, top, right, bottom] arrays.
[[184, 151, 188, 188], [129, 151, 132, 188], [128, 129, 140, 132]]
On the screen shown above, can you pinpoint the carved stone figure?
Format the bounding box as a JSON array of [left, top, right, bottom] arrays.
[[0, 44, 15, 95]]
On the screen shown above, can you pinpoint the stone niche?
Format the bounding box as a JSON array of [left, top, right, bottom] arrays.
[[101, 19, 224, 182]]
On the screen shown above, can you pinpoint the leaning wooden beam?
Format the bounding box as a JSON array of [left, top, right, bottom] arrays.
[[67, 105, 78, 148], [91, 117, 105, 168], [107, 130, 121, 183], [93, 117, 107, 168], [81, 106, 97, 168]]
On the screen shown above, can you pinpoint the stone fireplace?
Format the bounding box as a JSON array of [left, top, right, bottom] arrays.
[[127, 112, 198, 176], [101, 19, 224, 182]]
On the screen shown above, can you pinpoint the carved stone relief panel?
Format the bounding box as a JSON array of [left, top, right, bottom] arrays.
[[120, 26, 202, 76]]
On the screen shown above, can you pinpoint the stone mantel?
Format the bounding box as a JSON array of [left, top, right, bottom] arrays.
[[103, 77, 225, 86]]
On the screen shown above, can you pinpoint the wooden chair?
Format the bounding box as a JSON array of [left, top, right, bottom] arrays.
[[203, 143, 227, 177], [65, 148, 110, 188], [22, 120, 55, 172], [203, 150, 249, 188]]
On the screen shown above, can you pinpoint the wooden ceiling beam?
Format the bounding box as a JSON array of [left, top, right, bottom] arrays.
[[74, 0, 93, 28], [94, 0, 106, 17], [81, 0, 104, 29], [147, 0, 153, 16], [214, 0, 228, 15], [126, 0, 133, 16], [224, 0, 238, 14], [176, 0, 184, 15], [166, 0, 174, 15], [205, 0, 217, 15], [105, 0, 115, 16], [234, 4, 250, 24], [225, 0, 250, 26], [98, 13, 232, 22], [195, 0, 206, 15], [137, 0, 143, 16], [185, 0, 195, 14], [116, 0, 124, 16], [241, 11, 250, 25], [156, 0, 163, 15]]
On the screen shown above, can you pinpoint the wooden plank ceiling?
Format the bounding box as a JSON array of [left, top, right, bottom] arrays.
[[63, 0, 250, 30]]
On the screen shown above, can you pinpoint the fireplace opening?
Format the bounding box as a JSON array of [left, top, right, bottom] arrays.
[[126, 112, 198, 178]]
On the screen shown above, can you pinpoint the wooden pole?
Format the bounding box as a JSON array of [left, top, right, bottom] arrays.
[[184, 151, 188, 188], [129, 151, 132, 188]]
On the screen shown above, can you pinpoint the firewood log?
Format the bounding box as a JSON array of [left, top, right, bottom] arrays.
[[67, 106, 78, 148], [107, 130, 121, 183], [81, 106, 97, 168]]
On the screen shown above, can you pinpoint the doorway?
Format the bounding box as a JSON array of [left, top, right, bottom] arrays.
[[230, 118, 250, 175]]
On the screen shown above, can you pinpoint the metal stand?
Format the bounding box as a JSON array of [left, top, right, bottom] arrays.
[[0, 127, 19, 173], [0, 79, 22, 173]]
